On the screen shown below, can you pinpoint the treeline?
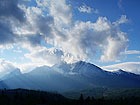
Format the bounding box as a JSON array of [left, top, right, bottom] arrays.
[[0, 89, 140, 105], [77, 94, 140, 105]]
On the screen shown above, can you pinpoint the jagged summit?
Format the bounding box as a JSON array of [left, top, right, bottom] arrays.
[[52, 60, 102, 73]]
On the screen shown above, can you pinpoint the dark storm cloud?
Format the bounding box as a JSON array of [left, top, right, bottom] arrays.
[[0, 0, 54, 47], [37, 15, 54, 38], [25, 34, 42, 46], [23, 14, 54, 46], [0, 0, 26, 45], [0, 20, 17, 44], [0, 0, 25, 22]]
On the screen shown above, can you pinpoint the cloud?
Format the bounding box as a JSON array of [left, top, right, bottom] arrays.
[[118, 0, 125, 12], [0, 0, 25, 22], [63, 16, 128, 62], [16, 63, 37, 73], [0, 0, 53, 47], [102, 62, 140, 74], [24, 47, 64, 66], [113, 15, 128, 25], [0, 0, 25, 46], [122, 50, 140, 55], [118, 0, 122, 9], [15, 6, 54, 46], [0, 59, 18, 77], [38, 0, 72, 25], [78, 5, 92, 13], [78, 4, 99, 14], [43, 16, 128, 63], [0, 0, 129, 67], [93, 9, 99, 14], [0, 20, 16, 44]]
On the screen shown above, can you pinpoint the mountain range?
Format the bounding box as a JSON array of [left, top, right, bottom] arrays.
[[0, 61, 140, 93]]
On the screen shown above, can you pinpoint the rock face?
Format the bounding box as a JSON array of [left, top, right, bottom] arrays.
[[0, 61, 140, 92]]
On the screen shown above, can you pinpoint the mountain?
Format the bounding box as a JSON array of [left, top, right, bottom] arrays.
[[0, 68, 21, 80], [0, 64, 88, 92], [54, 61, 140, 88], [0, 61, 140, 92]]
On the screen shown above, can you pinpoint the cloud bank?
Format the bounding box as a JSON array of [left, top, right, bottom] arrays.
[[102, 62, 140, 74]]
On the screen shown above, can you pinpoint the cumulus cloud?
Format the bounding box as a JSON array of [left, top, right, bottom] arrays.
[[114, 15, 128, 25], [100, 31, 128, 62], [36, 0, 72, 25], [59, 17, 128, 62], [78, 5, 92, 13], [0, 0, 129, 69], [13, 5, 54, 47], [102, 62, 140, 74], [78, 4, 99, 14]]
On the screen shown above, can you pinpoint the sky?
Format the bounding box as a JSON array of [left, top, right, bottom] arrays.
[[0, 0, 140, 74]]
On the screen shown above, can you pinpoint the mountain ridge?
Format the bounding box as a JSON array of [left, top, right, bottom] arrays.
[[0, 61, 140, 92]]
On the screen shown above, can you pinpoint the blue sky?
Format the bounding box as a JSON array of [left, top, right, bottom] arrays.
[[0, 0, 140, 74]]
